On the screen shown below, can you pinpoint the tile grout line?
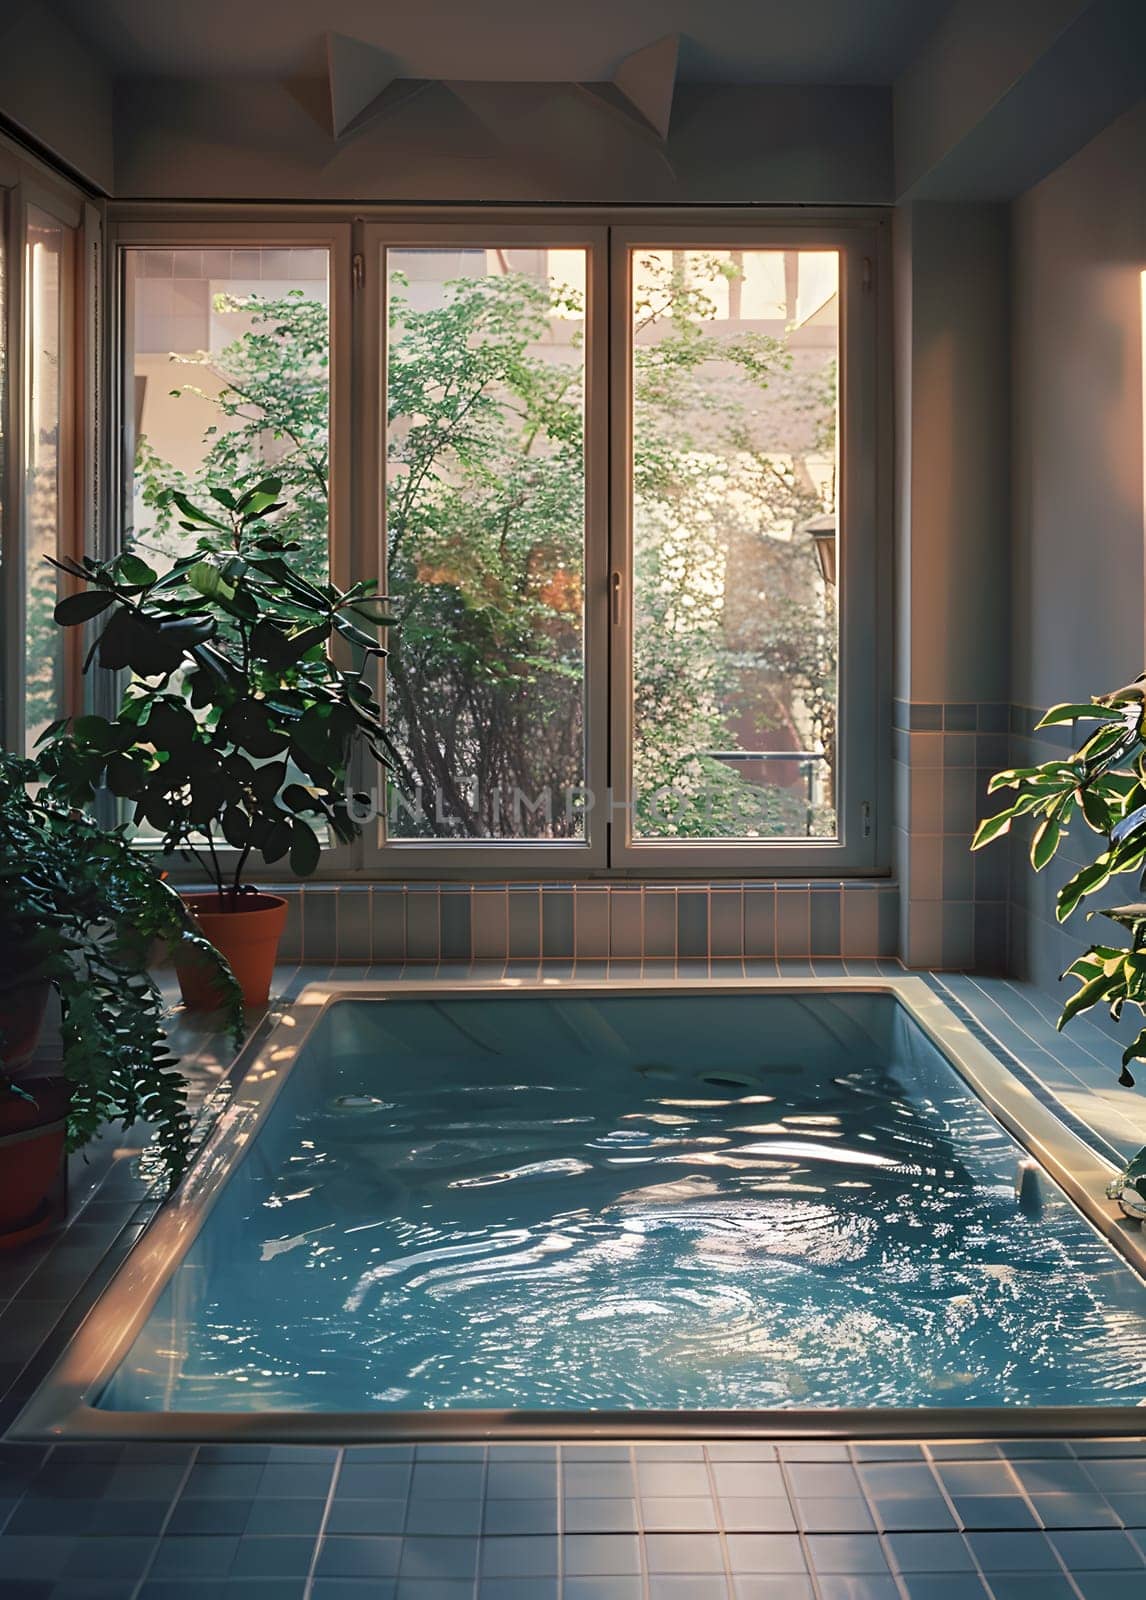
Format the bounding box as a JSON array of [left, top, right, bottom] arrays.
[[700, 1442, 736, 1600], [127, 1443, 201, 1600], [555, 1442, 565, 1600], [469, 1443, 489, 1600], [630, 1440, 651, 1600], [773, 1447, 825, 1600], [301, 1443, 345, 1600], [846, 1444, 911, 1600]]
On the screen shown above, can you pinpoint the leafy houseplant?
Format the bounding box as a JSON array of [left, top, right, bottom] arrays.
[[0, 751, 243, 1241], [973, 681, 1146, 1084], [40, 477, 398, 1007]]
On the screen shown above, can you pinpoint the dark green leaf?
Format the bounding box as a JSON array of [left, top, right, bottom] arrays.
[[54, 590, 115, 626], [288, 817, 321, 876]]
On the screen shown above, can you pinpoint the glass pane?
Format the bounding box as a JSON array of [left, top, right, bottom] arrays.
[[24, 209, 67, 753], [385, 246, 587, 839], [124, 247, 330, 581], [630, 247, 839, 840]]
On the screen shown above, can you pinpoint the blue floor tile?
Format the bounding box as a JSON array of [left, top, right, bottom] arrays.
[[482, 1498, 559, 1536], [984, 1579, 1078, 1600], [562, 1500, 639, 1535], [477, 1535, 558, 1577], [724, 1534, 807, 1575], [315, 1537, 403, 1579], [885, 1532, 975, 1572], [324, 1499, 407, 1536], [871, 1497, 957, 1532], [805, 1535, 889, 1575], [1072, 1574, 1146, 1600], [562, 1535, 643, 1577], [645, 1533, 725, 1573], [951, 1496, 1039, 1530], [814, 1578, 900, 1600], [230, 1536, 315, 1577], [898, 1579, 990, 1600], [399, 1537, 479, 1580], [1048, 1528, 1146, 1568], [730, 1580, 815, 1600], [963, 1531, 1059, 1572], [1028, 1492, 1120, 1529], [562, 1580, 643, 1600]]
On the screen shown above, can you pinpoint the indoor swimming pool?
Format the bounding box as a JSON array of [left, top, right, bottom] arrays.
[[17, 981, 1146, 1438]]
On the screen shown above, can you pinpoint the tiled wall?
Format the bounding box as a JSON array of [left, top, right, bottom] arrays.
[[893, 700, 1010, 972], [226, 700, 1070, 976], [268, 881, 901, 966]]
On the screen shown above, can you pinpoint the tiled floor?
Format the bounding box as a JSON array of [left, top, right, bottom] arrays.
[[2, 958, 1146, 1600], [2, 1435, 1146, 1599]]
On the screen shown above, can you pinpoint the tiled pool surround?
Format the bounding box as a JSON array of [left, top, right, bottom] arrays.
[[2, 962, 1146, 1599]]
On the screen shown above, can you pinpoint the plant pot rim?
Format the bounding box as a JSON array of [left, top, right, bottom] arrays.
[[182, 891, 287, 916]]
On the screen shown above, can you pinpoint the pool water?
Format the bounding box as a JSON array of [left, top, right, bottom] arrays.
[[100, 993, 1146, 1414]]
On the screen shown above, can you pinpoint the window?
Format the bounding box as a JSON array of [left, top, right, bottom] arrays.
[[23, 208, 73, 753], [121, 245, 331, 582], [0, 144, 85, 758], [383, 243, 590, 842], [628, 246, 840, 843], [113, 216, 884, 876]]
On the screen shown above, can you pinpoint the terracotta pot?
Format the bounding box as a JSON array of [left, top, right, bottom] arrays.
[[177, 892, 288, 1011], [0, 1073, 69, 1248], [0, 979, 51, 1072]]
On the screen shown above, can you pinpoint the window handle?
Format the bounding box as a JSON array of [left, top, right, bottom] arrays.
[[611, 569, 623, 626]]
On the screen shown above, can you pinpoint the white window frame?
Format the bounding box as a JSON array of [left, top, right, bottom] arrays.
[[0, 137, 92, 757], [608, 221, 887, 875], [360, 220, 610, 874], [107, 219, 358, 879], [104, 206, 889, 883]]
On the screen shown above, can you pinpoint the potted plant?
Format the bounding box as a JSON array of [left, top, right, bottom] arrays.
[[39, 477, 399, 1008], [0, 751, 243, 1244], [972, 680, 1146, 1077], [973, 680, 1146, 1212]]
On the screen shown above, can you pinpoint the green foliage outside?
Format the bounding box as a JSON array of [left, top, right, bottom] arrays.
[[132, 257, 837, 840]]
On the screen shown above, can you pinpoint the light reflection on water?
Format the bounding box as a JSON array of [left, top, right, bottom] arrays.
[[99, 994, 1146, 1413]]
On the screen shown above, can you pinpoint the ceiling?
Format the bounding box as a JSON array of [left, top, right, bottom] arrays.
[[51, 0, 956, 85]]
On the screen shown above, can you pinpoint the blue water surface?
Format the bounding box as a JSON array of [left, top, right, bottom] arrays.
[[100, 993, 1146, 1413]]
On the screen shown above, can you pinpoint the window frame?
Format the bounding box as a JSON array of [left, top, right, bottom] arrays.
[[103, 206, 890, 883], [0, 140, 90, 757], [609, 221, 886, 875], [108, 220, 358, 877], [360, 220, 610, 873]]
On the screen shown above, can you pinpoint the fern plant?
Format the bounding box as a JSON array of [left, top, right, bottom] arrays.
[[0, 750, 244, 1184]]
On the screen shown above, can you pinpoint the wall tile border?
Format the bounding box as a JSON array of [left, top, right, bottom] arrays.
[[269, 880, 900, 965]]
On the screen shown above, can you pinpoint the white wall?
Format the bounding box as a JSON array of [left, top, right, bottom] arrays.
[[111, 79, 892, 204], [1009, 99, 1146, 1004], [1011, 100, 1146, 711], [0, 1, 113, 192], [897, 203, 1012, 706]]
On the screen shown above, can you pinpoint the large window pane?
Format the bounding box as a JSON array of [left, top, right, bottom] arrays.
[[124, 247, 330, 580], [385, 246, 587, 839], [24, 209, 69, 754], [630, 248, 839, 840]]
